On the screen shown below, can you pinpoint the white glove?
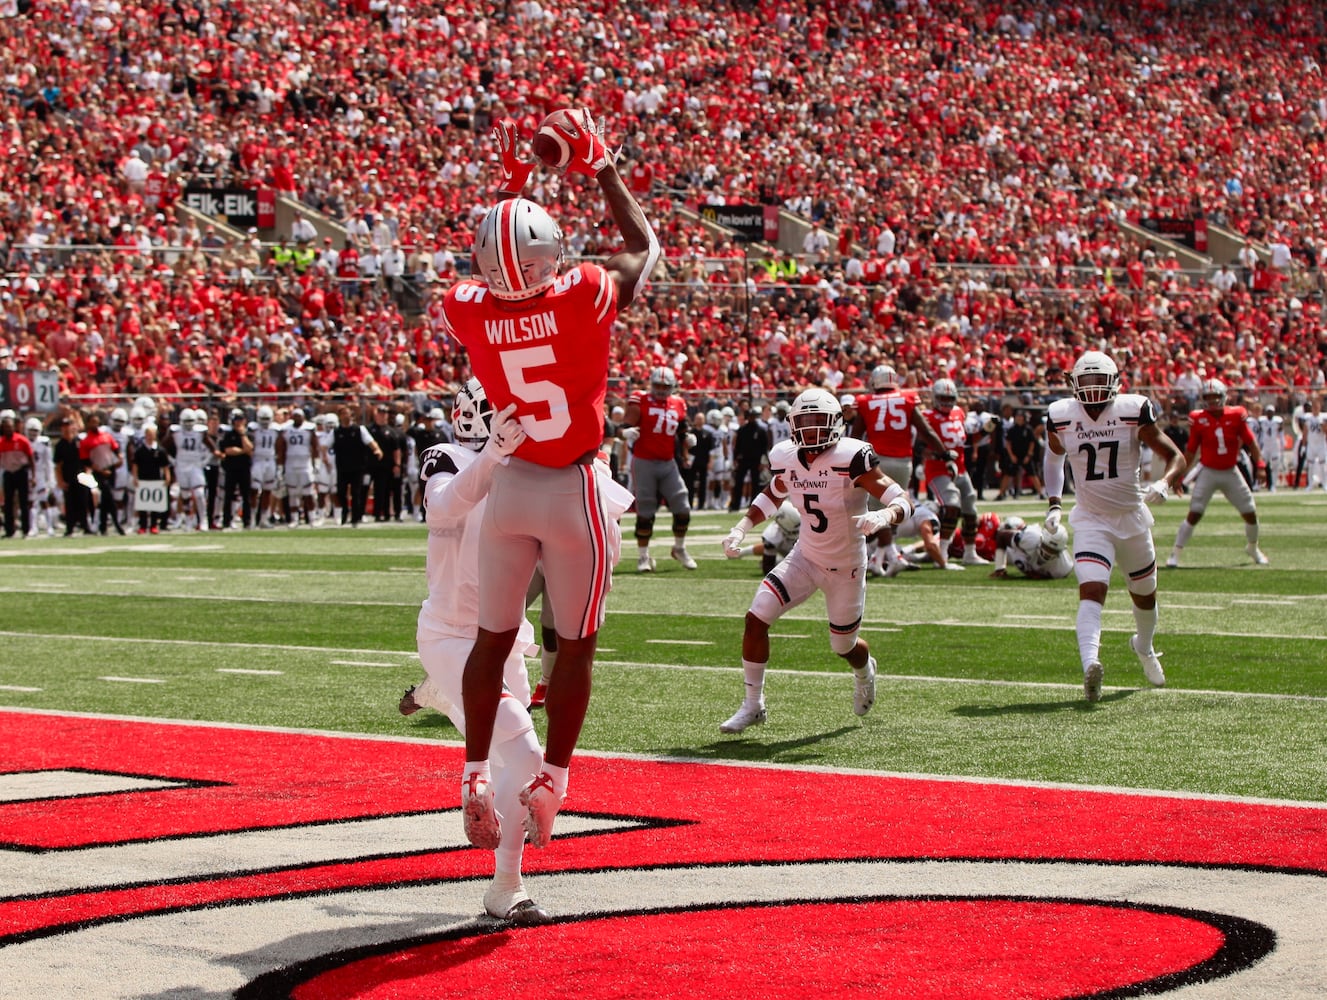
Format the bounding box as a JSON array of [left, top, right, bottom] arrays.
[[1043, 505, 1062, 534], [621, 426, 640, 444], [853, 508, 901, 535], [1143, 479, 1171, 505], [722, 525, 746, 558], [483, 403, 526, 459]]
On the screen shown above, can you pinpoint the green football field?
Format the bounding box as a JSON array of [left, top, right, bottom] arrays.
[[2, 492, 1324, 803]]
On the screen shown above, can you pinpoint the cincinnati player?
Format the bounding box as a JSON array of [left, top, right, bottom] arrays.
[[1166, 378, 1268, 567], [441, 110, 660, 850], [852, 364, 951, 575], [1297, 394, 1327, 490], [889, 500, 956, 573], [250, 405, 280, 528], [167, 408, 214, 532], [403, 379, 549, 924], [989, 515, 1073, 580], [622, 365, 697, 572], [921, 378, 987, 566], [718, 388, 912, 734], [1044, 351, 1186, 702], [1254, 404, 1285, 492], [24, 416, 57, 536], [278, 408, 322, 526]]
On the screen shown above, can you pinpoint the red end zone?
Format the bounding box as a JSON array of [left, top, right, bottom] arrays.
[[1, 711, 1325, 998]]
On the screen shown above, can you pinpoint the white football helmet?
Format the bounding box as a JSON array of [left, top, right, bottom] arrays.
[[24, 417, 43, 439], [109, 407, 128, 431], [452, 376, 493, 451], [930, 378, 958, 410], [649, 366, 677, 399], [134, 395, 158, 419], [256, 405, 274, 427], [788, 388, 844, 450], [706, 408, 723, 428], [325, 412, 340, 429], [720, 406, 736, 420], [999, 515, 1027, 534], [129, 406, 147, 431], [472, 198, 565, 301], [773, 500, 802, 536], [870, 364, 898, 391], [774, 399, 791, 417], [1200, 378, 1227, 410], [314, 413, 329, 430], [1070, 351, 1120, 405], [290, 408, 305, 426], [1037, 522, 1069, 561]]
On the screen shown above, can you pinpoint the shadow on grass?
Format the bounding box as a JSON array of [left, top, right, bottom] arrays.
[[663, 725, 860, 764], [951, 688, 1137, 716]]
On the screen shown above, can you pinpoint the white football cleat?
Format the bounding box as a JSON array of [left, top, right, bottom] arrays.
[[853, 657, 877, 717], [1083, 661, 1104, 703], [636, 551, 656, 573], [520, 772, 563, 848], [719, 703, 767, 734], [1130, 635, 1166, 687], [483, 880, 552, 926], [962, 550, 990, 566], [1165, 553, 1179, 569], [461, 773, 502, 850], [1246, 543, 1269, 565], [670, 545, 698, 570]]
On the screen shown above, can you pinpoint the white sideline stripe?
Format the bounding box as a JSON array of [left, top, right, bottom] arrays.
[[1166, 604, 1225, 611], [4, 705, 1325, 811], [99, 676, 165, 685], [27, 582, 67, 588], [859, 627, 902, 633], [217, 668, 283, 676], [769, 633, 811, 639], [0, 588, 410, 608], [645, 639, 713, 646], [329, 660, 403, 668], [1234, 599, 1298, 606], [0, 685, 40, 692]]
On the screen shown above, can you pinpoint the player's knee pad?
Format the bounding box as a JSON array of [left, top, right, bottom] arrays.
[[829, 625, 860, 656], [961, 512, 978, 534], [1125, 566, 1158, 598], [634, 514, 655, 542], [672, 510, 691, 532]]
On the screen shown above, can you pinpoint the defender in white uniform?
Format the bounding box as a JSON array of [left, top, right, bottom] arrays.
[[25, 418, 57, 536], [719, 388, 912, 733], [401, 378, 548, 925], [989, 515, 1073, 580], [1043, 351, 1186, 702]]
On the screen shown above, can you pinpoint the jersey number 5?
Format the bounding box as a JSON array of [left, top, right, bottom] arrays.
[[500, 345, 572, 442]]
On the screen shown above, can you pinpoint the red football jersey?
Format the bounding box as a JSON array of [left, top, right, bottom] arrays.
[[921, 406, 967, 479], [442, 263, 617, 467], [1188, 405, 1253, 471], [628, 391, 687, 461], [855, 388, 920, 459]]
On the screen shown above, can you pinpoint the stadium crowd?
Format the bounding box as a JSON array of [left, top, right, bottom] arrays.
[[1, 0, 1326, 415]]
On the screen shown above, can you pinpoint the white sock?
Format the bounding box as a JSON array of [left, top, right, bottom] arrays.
[[1132, 602, 1158, 653], [742, 658, 767, 708], [1076, 600, 1103, 670], [1244, 522, 1260, 546], [493, 731, 541, 870], [539, 646, 557, 685], [462, 760, 490, 784], [539, 762, 569, 799], [884, 542, 900, 562]]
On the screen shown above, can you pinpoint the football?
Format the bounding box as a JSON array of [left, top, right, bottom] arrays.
[[532, 109, 581, 169]]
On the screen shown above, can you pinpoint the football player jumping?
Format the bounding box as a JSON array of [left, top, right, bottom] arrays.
[[442, 109, 659, 852], [1043, 351, 1186, 702], [719, 389, 912, 733]]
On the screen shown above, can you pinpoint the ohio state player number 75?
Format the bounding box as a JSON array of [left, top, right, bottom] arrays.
[[500, 345, 572, 441]]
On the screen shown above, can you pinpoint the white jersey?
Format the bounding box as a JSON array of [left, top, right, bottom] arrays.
[[30, 436, 54, 493], [768, 416, 792, 448], [251, 425, 279, 464], [710, 423, 733, 473], [1008, 524, 1073, 579], [1046, 393, 1157, 536], [282, 424, 315, 470], [111, 429, 134, 487], [1299, 410, 1327, 456], [418, 444, 534, 649], [767, 436, 877, 568], [173, 427, 209, 472], [759, 500, 801, 558], [1256, 415, 1285, 456]]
